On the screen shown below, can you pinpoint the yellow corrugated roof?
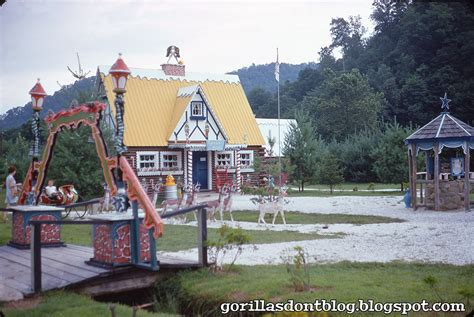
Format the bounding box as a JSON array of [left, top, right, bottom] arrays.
[[167, 93, 193, 140], [101, 70, 264, 147]]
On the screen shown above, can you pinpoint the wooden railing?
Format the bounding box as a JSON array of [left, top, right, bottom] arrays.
[[28, 204, 208, 293], [160, 204, 208, 267]]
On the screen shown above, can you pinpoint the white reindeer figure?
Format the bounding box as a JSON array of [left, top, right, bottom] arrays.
[[185, 183, 201, 221], [219, 183, 237, 222], [257, 186, 288, 225], [161, 184, 191, 217], [98, 183, 113, 213], [151, 182, 162, 208], [205, 184, 228, 222]]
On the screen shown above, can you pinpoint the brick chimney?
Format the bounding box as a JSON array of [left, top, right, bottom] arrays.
[[161, 63, 185, 76]]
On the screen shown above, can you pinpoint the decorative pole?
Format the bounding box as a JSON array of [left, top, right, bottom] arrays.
[[28, 79, 47, 205], [109, 54, 131, 212], [275, 48, 282, 187], [235, 150, 241, 192], [187, 150, 193, 186]]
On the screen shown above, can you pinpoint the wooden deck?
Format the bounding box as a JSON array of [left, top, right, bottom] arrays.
[[0, 244, 200, 302]]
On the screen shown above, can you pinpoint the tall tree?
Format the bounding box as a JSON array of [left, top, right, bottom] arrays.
[[46, 127, 108, 200], [0, 135, 30, 184], [329, 15, 366, 71], [317, 151, 344, 194], [372, 122, 414, 191], [337, 129, 381, 183], [302, 69, 385, 142], [283, 111, 322, 191]]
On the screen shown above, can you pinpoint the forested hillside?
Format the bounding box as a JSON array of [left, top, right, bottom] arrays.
[[0, 77, 97, 130], [249, 1, 474, 137], [229, 62, 317, 93]]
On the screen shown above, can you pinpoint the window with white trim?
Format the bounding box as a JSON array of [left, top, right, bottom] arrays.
[[136, 151, 159, 175], [191, 101, 204, 117], [240, 150, 254, 168], [160, 151, 182, 170], [215, 151, 234, 168], [137, 152, 158, 169]]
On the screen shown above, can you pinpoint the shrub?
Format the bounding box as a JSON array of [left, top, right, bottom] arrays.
[[207, 224, 252, 272], [281, 246, 312, 292]]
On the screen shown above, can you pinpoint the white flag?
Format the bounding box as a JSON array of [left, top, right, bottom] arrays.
[[275, 48, 280, 82]]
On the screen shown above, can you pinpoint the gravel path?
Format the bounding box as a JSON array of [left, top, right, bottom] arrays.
[[159, 195, 474, 266]]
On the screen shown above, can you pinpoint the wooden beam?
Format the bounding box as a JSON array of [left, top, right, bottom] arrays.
[[465, 142, 470, 211], [197, 208, 208, 267], [131, 200, 140, 264], [411, 144, 417, 210], [434, 144, 440, 211], [408, 146, 413, 208], [420, 183, 423, 204], [30, 223, 42, 293]]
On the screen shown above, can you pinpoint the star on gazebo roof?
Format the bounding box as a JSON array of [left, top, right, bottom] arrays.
[[440, 92, 451, 112]]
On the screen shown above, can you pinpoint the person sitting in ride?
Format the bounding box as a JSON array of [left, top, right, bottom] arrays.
[[45, 179, 60, 201]]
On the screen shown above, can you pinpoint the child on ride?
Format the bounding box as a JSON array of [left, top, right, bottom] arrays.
[[45, 179, 60, 200]]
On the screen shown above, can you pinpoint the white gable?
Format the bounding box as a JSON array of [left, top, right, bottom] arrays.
[[169, 87, 226, 143]]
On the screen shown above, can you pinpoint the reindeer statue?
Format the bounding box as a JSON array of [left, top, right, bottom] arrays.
[[161, 184, 191, 222], [205, 184, 228, 222], [97, 183, 113, 213], [184, 183, 201, 221], [257, 186, 288, 225], [150, 181, 162, 208], [219, 183, 237, 222]]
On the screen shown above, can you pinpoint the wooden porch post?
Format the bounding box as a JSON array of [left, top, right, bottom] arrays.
[[187, 150, 193, 186], [235, 150, 241, 192], [408, 146, 413, 207], [465, 142, 471, 211], [411, 144, 417, 210], [31, 223, 42, 293], [434, 143, 440, 211], [197, 207, 208, 267]]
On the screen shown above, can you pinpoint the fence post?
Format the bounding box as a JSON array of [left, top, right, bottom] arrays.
[[30, 223, 42, 292], [131, 200, 140, 264], [148, 228, 158, 270], [197, 207, 208, 267]]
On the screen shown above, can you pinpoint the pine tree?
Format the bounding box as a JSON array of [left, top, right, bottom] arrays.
[[283, 111, 322, 191], [317, 151, 344, 194]]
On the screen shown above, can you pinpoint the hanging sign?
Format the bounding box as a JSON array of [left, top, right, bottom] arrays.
[[206, 140, 225, 151]]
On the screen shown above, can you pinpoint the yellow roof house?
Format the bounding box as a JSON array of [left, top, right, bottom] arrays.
[[97, 51, 264, 190]]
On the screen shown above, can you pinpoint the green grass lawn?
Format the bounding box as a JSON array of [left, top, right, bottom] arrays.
[[0, 210, 403, 251], [287, 190, 402, 197], [0, 291, 177, 317], [160, 263, 474, 316], [0, 219, 342, 252], [0, 190, 4, 208], [302, 182, 402, 191], [59, 223, 342, 252], [222, 210, 404, 225]]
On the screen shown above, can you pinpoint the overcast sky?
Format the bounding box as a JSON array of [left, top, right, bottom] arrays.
[[0, 0, 374, 115]]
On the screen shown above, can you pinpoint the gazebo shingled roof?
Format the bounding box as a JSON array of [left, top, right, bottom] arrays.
[[406, 112, 474, 142]]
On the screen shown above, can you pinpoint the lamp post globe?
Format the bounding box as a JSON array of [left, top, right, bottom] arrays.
[[29, 79, 47, 111], [109, 53, 131, 94]]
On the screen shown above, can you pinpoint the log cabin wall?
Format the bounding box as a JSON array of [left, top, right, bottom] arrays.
[[125, 145, 265, 194]]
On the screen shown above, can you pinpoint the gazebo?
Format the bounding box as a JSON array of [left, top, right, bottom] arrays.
[[405, 94, 473, 211]]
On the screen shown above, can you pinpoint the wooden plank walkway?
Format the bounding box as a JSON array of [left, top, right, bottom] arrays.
[[0, 245, 200, 302]]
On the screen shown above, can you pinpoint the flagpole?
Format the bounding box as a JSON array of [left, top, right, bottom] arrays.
[[277, 48, 282, 188]]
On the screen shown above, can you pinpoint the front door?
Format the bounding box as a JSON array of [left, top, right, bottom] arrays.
[[192, 151, 208, 187]]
